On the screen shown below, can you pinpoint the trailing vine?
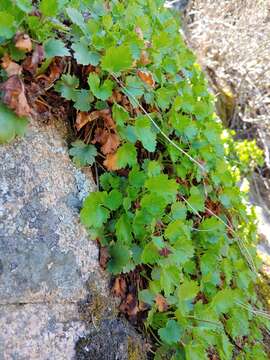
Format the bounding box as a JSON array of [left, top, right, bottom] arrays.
[[0, 0, 269, 359]]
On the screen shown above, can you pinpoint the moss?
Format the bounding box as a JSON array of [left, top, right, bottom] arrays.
[[215, 83, 236, 126], [207, 68, 236, 126], [127, 336, 146, 360], [257, 274, 270, 312], [78, 281, 119, 326]]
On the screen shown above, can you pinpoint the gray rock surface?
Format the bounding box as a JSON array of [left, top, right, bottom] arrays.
[[0, 118, 145, 360], [165, 0, 190, 11]]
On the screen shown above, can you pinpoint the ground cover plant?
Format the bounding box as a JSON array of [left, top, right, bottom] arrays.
[[0, 0, 269, 359]]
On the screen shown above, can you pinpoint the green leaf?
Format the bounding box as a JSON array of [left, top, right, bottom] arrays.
[[40, 0, 58, 17], [160, 266, 181, 296], [128, 166, 146, 188], [88, 73, 113, 101], [80, 192, 109, 229], [188, 186, 205, 213], [145, 175, 178, 203], [0, 103, 28, 144], [69, 140, 97, 167], [156, 87, 176, 110], [135, 115, 157, 152], [104, 189, 123, 211], [66, 7, 86, 32], [0, 12, 15, 39], [171, 237, 194, 265], [55, 74, 79, 101], [211, 288, 236, 315], [44, 39, 70, 58], [72, 42, 100, 66], [112, 103, 129, 127], [158, 320, 183, 345], [165, 220, 190, 244], [116, 143, 137, 168], [141, 242, 160, 264], [199, 217, 225, 244], [141, 194, 167, 217], [16, 0, 32, 13], [177, 280, 199, 301], [226, 309, 249, 339], [100, 173, 121, 191], [139, 289, 155, 305], [107, 243, 130, 274], [185, 343, 208, 360], [101, 45, 133, 73], [170, 202, 187, 221], [125, 76, 144, 99], [172, 114, 198, 141], [73, 89, 93, 111], [145, 160, 162, 177], [115, 214, 133, 244]]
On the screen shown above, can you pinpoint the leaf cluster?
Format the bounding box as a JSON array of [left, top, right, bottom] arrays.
[[0, 1, 268, 359]]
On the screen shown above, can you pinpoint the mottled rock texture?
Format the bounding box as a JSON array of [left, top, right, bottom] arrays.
[[0, 119, 145, 360]]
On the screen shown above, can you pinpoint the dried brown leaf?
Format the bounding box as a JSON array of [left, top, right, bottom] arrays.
[[1, 76, 31, 117], [119, 293, 139, 317], [103, 153, 119, 171], [112, 276, 127, 298], [92, 127, 109, 145], [22, 44, 44, 74], [155, 294, 169, 312], [15, 33, 32, 52], [100, 109, 115, 129], [1, 54, 22, 77], [137, 70, 155, 88], [101, 132, 120, 155], [76, 111, 96, 131], [139, 50, 151, 66], [47, 59, 65, 83], [159, 247, 171, 257], [99, 246, 110, 269]]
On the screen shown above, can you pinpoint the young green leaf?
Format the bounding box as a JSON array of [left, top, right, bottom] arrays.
[[185, 343, 208, 360], [177, 280, 199, 301], [107, 243, 130, 274], [141, 242, 160, 264], [104, 189, 123, 211], [115, 213, 133, 245], [69, 140, 97, 167], [72, 42, 100, 66], [158, 320, 183, 345], [135, 115, 157, 152], [88, 73, 113, 101], [80, 192, 109, 229], [66, 7, 86, 32], [55, 74, 79, 101], [44, 39, 70, 58], [188, 186, 205, 213], [39, 0, 58, 17], [145, 175, 178, 203], [116, 143, 137, 168], [0, 103, 28, 144], [0, 12, 15, 39], [112, 103, 129, 127], [16, 0, 33, 13], [101, 45, 133, 73], [73, 89, 93, 111]]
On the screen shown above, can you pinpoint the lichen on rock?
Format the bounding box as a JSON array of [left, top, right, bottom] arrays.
[[0, 117, 145, 359]]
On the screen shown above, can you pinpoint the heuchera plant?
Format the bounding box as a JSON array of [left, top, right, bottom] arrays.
[[0, 0, 268, 359]]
